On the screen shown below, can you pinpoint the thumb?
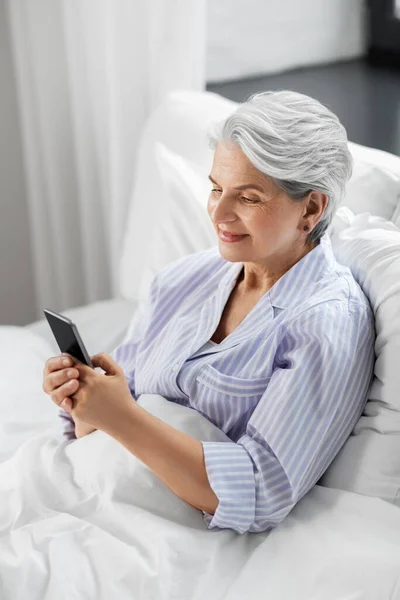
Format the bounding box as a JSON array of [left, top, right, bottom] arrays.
[[91, 353, 121, 375]]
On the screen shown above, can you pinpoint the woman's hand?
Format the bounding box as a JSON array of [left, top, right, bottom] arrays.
[[52, 353, 135, 434], [42, 355, 97, 438]]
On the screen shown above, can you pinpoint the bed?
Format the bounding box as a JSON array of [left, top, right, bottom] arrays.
[[1, 90, 400, 599]]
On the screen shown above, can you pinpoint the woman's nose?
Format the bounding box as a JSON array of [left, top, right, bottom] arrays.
[[210, 192, 235, 220]]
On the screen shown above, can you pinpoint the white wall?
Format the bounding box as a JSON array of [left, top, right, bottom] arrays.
[[206, 0, 367, 83]]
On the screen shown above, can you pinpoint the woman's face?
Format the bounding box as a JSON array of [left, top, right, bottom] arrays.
[[207, 142, 315, 267]]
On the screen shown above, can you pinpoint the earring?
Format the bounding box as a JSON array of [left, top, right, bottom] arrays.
[[303, 225, 309, 231]]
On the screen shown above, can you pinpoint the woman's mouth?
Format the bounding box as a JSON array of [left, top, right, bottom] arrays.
[[218, 229, 248, 243]]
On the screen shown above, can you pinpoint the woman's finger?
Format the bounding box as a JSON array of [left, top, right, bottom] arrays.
[[43, 354, 75, 378], [43, 366, 79, 395], [91, 353, 121, 376], [52, 378, 79, 407], [53, 367, 79, 391]]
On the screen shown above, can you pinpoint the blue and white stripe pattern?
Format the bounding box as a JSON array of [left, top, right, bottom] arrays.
[[58, 232, 376, 534]]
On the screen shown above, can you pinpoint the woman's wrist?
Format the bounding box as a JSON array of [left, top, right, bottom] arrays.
[[74, 417, 97, 439]]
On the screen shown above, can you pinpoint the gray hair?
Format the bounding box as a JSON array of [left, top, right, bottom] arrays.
[[208, 90, 353, 245]]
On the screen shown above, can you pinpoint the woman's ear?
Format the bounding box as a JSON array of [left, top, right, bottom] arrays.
[[303, 191, 328, 226]]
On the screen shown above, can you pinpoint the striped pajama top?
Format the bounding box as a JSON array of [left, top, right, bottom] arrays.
[[58, 232, 376, 534]]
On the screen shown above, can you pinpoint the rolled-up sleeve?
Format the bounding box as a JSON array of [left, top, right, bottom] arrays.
[[201, 301, 376, 534], [202, 441, 256, 532], [56, 274, 161, 441]]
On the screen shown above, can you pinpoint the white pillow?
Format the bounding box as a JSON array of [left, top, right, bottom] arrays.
[[343, 159, 400, 221], [136, 143, 217, 303], [392, 202, 400, 229], [320, 208, 400, 505]]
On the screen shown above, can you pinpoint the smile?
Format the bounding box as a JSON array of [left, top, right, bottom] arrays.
[[218, 229, 248, 243]]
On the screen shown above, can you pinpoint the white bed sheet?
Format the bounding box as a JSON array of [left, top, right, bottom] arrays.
[[1, 326, 400, 599]]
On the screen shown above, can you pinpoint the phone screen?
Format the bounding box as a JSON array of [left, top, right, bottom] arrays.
[[43, 309, 94, 368]]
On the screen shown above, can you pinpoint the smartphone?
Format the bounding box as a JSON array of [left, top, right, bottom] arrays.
[[43, 309, 94, 368]]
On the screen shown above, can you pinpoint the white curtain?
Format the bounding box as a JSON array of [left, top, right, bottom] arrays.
[[6, 0, 206, 319]]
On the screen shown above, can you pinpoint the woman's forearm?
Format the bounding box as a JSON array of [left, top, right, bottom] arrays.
[[102, 402, 219, 515]]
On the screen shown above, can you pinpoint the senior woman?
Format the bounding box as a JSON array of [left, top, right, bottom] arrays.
[[43, 90, 376, 535]]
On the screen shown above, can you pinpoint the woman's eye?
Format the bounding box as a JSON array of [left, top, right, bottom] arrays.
[[210, 189, 259, 204], [242, 196, 260, 204]]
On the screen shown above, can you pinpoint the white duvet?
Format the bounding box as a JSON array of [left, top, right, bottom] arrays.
[[1, 327, 400, 599]]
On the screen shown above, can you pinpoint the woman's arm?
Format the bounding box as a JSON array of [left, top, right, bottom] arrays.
[[96, 300, 375, 529], [200, 301, 376, 533], [101, 401, 219, 515]]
